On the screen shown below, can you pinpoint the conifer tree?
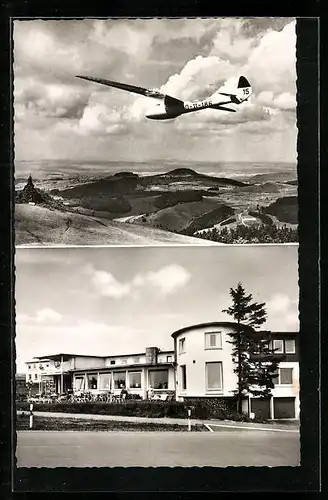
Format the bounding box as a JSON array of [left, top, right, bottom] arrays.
[[223, 282, 280, 414]]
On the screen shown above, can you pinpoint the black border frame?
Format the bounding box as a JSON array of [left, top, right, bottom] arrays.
[[0, 2, 321, 495]]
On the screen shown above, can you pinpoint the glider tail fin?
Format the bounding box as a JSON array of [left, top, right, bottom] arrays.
[[218, 76, 252, 104], [235, 76, 252, 102]]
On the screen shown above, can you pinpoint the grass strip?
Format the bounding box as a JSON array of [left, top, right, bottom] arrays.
[[16, 415, 208, 432]]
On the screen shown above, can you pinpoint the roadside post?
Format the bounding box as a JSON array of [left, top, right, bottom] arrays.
[[29, 403, 34, 429], [187, 406, 195, 431]]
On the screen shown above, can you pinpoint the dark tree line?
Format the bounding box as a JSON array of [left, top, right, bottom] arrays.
[[180, 223, 298, 244]]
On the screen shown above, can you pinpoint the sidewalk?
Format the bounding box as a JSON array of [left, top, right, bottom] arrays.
[[17, 410, 300, 432]]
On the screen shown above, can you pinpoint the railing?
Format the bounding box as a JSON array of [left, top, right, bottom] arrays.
[[26, 390, 176, 404], [27, 391, 143, 404]]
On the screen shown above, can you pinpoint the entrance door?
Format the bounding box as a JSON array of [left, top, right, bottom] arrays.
[[273, 397, 295, 419], [250, 398, 271, 419]]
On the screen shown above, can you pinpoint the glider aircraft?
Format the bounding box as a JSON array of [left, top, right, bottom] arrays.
[[76, 74, 252, 121]]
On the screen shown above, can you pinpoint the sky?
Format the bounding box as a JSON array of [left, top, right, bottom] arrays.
[[13, 17, 297, 164], [15, 245, 299, 373]]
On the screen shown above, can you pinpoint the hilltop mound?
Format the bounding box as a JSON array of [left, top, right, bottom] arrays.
[[165, 168, 197, 176], [15, 175, 47, 204], [145, 168, 246, 187]]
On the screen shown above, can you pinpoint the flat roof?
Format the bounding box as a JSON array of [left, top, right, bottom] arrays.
[[171, 323, 299, 339], [34, 353, 106, 360], [31, 349, 174, 361], [72, 362, 175, 373], [171, 322, 255, 339], [107, 350, 174, 358]]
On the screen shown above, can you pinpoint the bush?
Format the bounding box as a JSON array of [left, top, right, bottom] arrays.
[[16, 400, 188, 419]]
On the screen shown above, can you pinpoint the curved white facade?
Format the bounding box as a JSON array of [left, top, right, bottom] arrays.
[[173, 323, 240, 398]]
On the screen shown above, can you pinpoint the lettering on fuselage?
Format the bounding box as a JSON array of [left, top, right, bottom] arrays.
[[183, 100, 213, 111]]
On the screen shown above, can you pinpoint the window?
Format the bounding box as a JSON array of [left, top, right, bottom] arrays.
[[99, 373, 111, 390], [149, 369, 168, 389], [87, 374, 98, 390], [133, 357, 140, 364], [273, 339, 284, 353], [167, 356, 172, 363], [113, 372, 126, 389], [180, 365, 187, 390], [28, 374, 32, 380], [110, 360, 116, 365], [279, 368, 293, 385], [75, 376, 84, 391], [28, 365, 31, 370], [33, 364, 36, 369], [121, 359, 127, 365], [273, 367, 293, 385], [179, 338, 186, 354], [206, 362, 223, 391], [34, 374, 38, 380], [284, 339, 296, 354], [205, 331, 222, 349], [129, 372, 141, 389]]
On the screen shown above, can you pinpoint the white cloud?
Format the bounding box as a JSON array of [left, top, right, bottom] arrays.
[[245, 20, 296, 95], [16, 308, 63, 324], [210, 18, 256, 62], [85, 263, 191, 299], [160, 55, 235, 100], [133, 264, 191, 296], [266, 293, 299, 329], [91, 270, 132, 299], [257, 90, 296, 111], [36, 308, 62, 323]]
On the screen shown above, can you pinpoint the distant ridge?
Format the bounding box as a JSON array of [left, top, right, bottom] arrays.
[[146, 168, 247, 187], [58, 167, 247, 199]]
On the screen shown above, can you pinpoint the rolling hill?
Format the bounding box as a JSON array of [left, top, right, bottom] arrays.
[[15, 204, 219, 246], [144, 198, 221, 232], [263, 196, 298, 224]]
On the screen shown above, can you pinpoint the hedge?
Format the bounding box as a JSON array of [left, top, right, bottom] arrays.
[[17, 401, 188, 419], [16, 398, 258, 421]]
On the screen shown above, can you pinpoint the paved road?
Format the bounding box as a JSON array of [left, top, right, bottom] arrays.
[[16, 430, 300, 468]]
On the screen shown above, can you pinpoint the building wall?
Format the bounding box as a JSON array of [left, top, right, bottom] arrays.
[[270, 333, 299, 363], [271, 361, 300, 418], [158, 352, 174, 363], [104, 351, 174, 368], [73, 356, 105, 370], [174, 324, 238, 398], [105, 354, 146, 367]]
